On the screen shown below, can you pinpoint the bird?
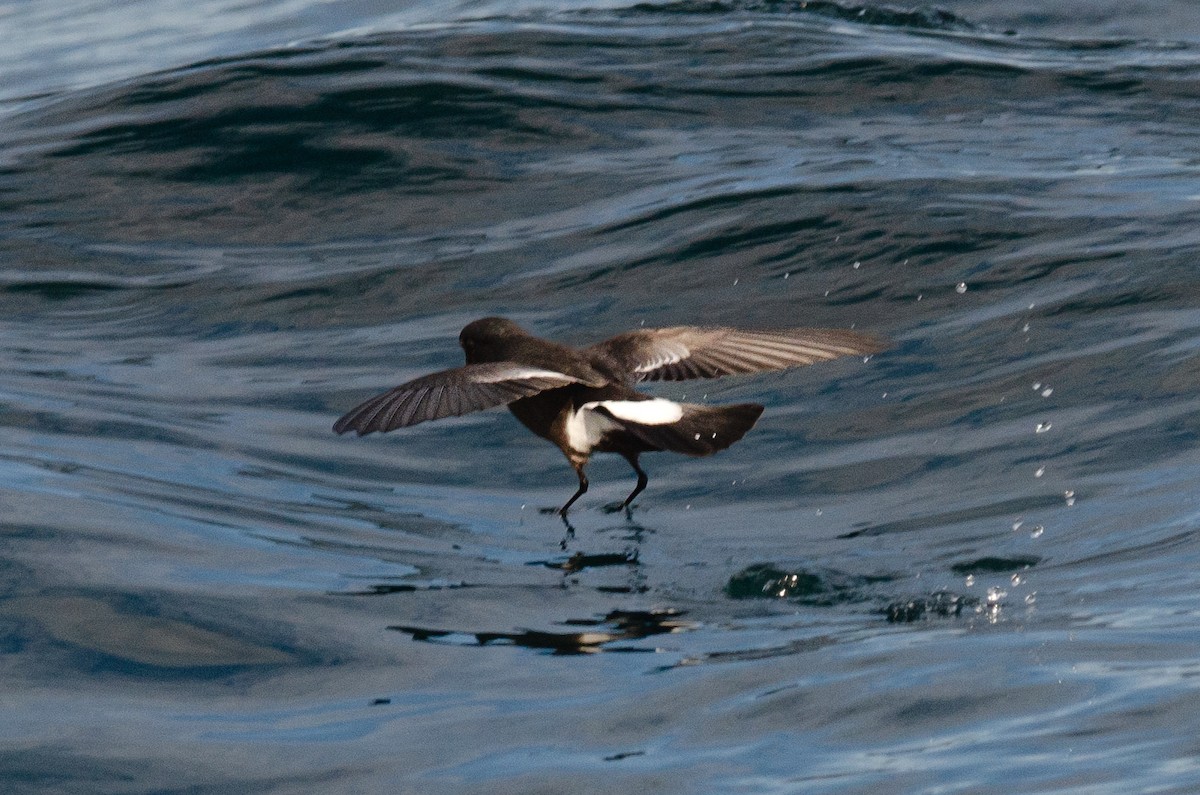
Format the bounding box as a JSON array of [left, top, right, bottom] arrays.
[[333, 317, 886, 516]]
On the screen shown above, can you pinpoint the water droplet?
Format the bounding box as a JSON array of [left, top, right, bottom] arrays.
[[733, 278, 739, 286], [815, 508, 823, 516], [964, 575, 975, 587], [1012, 520, 1024, 531], [1034, 466, 1045, 478], [1025, 592, 1037, 605], [1064, 490, 1075, 506], [852, 261, 861, 269], [1030, 525, 1044, 539], [1032, 382, 1041, 390], [881, 392, 888, 398], [1022, 323, 1031, 332], [1041, 387, 1053, 397], [783, 272, 789, 279], [1010, 573, 1023, 586], [916, 294, 923, 301], [694, 433, 701, 440], [986, 586, 1006, 604], [824, 290, 830, 296], [1036, 422, 1052, 433], [955, 282, 967, 294], [685, 504, 691, 510]]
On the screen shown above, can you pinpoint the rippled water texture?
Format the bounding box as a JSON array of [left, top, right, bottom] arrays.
[[4, 1, 1200, 792]]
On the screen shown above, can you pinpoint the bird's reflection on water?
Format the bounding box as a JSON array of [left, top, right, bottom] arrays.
[[391, 608, 692, 655]]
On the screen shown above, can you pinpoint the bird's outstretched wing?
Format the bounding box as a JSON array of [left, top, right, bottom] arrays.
[[590, 326, 887, 382], [333, 362, 589, 435]]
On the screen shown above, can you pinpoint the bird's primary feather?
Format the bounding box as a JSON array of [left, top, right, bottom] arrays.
[[333, 362, 589, 435], [588, 326, 887, 382]]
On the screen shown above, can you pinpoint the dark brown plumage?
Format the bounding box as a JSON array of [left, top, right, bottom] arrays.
[[334, 316, 886, 515]]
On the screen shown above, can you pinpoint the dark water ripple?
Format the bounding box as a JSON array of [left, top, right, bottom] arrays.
[[4, 1, 1200, 792]]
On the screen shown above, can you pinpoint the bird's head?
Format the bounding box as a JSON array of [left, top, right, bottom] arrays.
[[459, 316, 528, 363]]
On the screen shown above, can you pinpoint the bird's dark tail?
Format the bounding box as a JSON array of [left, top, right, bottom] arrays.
[[602, 402, 764, 457]]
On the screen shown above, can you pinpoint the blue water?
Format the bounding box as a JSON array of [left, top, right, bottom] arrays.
[[4, 1, 1200, 792]]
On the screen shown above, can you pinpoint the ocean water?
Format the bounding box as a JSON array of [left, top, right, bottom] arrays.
[[4, 1, 1200, 792]]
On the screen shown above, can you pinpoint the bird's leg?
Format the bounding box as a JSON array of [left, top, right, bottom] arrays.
[[558, 459, 589, 517], [620, 453, 648, 512], [601, 454, 649, 516]]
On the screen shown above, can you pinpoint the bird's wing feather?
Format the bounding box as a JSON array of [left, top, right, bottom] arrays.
[[333, 362, 587, 435], [590, 326, 887, 382]]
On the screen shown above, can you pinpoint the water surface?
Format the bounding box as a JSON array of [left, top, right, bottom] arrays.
[[3, 0, 1200, 792]]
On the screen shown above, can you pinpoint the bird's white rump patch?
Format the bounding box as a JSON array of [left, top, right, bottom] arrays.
[[564, 398, 684, 453], [590, 398, 684, 425]]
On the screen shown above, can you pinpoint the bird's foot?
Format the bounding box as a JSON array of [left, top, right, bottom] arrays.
[[539, 505, 576, 521], [601, 501, 635, 520]]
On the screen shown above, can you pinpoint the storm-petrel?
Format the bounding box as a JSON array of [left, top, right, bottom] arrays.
[[334, 317, 885, 515]]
